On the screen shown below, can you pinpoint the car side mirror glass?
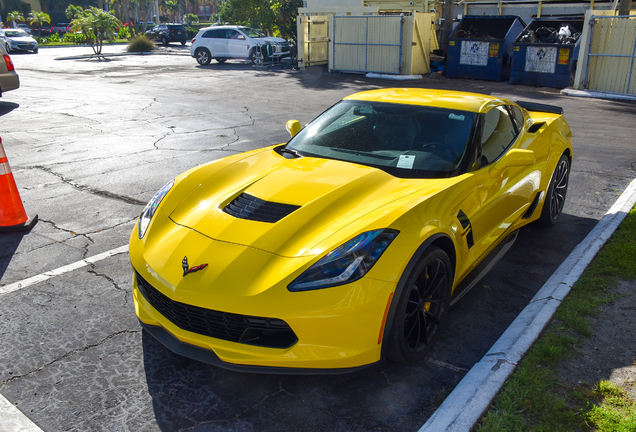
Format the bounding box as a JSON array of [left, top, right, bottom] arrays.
[[286, 120, 301, 138], [489, 149, 535, 178]]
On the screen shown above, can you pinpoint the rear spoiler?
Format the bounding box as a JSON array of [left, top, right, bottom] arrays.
[[515, 101, 563, 115]]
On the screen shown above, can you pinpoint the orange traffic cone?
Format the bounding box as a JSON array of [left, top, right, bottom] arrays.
[[0, 137, 37, 232]]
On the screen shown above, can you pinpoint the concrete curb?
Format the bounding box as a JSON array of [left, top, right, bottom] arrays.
[[55, 50, 190, 61], [561, 88, 636, 102], [420, 177, 636, 432]]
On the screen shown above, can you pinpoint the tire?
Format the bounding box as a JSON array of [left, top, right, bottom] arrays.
[[33, 48, 38, 54], [387, 246, 452, 363], [194, 48, 211, 66], [215, 58, 227, 64], [539, 153, 570, 226], [5, 44, 10, 54], [181, 40, 186, 46], [161, 36, 168, 46], [251, 49, 264, 67]]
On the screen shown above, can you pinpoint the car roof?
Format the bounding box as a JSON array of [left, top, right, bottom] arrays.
[[344, 88, 505, 113]]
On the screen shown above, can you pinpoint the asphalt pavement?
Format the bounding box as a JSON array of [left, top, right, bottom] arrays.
[[0, 45, 635, 432]]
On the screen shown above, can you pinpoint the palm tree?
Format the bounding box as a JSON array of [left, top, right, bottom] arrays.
[[165, 0, 179, 22], [28, 11, 51, 37], [6, 11, 25, 28]]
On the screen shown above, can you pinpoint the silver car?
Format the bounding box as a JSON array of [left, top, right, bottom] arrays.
[[0, 44, 19, 96], [0, 29, 38, 54]]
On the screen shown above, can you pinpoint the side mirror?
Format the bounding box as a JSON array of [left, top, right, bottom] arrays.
[[489, 149, 535, 178], [238, 35, 245, 40], [286, 120, 301, 138]]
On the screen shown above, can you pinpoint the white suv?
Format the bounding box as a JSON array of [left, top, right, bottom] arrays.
[[190, 25, 290, 66]]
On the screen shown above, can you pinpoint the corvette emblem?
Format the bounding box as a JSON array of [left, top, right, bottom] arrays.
[[182, 256, 208, 277]]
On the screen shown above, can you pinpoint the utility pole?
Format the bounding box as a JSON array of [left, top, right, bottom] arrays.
[[618, 0, 633, 15], [442, 0, 454, 57]]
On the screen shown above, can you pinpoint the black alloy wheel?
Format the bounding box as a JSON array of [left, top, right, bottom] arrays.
[[195, 48, 211, 66], [539, 153, 570, 226], [387, 246, 452, 363]]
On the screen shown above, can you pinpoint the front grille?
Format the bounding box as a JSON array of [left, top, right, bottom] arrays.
[[136, 272, 298, 349], [224, 193, 300, 223]]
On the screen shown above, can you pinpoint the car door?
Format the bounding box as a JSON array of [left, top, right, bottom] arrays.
[[464, 104, 539, 263], [227, 29, 249, 59]]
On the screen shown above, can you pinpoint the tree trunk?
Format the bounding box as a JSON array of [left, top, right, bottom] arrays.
[[618, 0, 633, 15]]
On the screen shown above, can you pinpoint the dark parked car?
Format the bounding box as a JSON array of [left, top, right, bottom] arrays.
[[145, 23, 187, 46]]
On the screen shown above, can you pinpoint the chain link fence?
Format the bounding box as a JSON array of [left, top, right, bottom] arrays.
[[583, 15, 636, 95]]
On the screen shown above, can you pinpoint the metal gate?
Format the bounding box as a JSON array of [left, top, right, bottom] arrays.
[[332, 15, 404, 74], [303, 15, 329, 67], [582, 15, 636, 95]]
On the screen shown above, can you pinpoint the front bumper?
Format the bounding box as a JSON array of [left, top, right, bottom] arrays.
[[130, 216, 396, 371]]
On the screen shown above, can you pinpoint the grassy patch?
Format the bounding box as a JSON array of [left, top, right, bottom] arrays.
[[477, 205, 636, 431]]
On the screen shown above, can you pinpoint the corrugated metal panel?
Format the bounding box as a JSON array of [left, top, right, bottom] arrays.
[[333, 15, 403, 74], [583, 16, 636, 95]]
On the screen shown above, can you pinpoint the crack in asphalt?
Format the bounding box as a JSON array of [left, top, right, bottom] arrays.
[[33, 165, 146, 206], [87, 265, 130, 306], [182, 379, 295, 430], [0, 329, 140, 389]]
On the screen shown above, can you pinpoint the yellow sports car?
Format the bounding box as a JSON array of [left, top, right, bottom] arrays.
[[129, 88, 572, 373]]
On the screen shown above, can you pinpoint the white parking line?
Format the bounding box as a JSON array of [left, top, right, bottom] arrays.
[[420, 177, 636, 432], [0, 393, 44, 432], [0, 245, 129, 430], [0, 245, 129, 298]]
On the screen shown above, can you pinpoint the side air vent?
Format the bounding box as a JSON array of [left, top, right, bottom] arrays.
[[527, 122, 546, 133], [224, 193, 300, 223]]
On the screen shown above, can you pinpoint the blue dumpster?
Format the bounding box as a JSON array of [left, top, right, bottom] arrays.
[[446, 16, 526, 82], [509, 19, 583, 88]]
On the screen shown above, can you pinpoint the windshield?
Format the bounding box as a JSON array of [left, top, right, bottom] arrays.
[[241, 27, 265, 38], [5, 30, 29, 38], [286, 100, 476, 178]]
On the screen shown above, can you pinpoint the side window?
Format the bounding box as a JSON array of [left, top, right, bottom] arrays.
[[480, 106, 518, 164], [204, 29, 223, 38], [228, 30, 241, 39], [510, 106, 525, 132]]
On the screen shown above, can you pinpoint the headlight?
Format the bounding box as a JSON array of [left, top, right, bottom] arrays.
[[288, 229, 399, 291], [137, 179, 174, 239]]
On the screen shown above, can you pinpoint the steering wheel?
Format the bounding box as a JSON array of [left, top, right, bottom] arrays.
[[421, 142, 460, 161]]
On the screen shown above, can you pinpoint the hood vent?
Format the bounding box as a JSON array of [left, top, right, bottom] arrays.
[[224, 193, 300, 223]]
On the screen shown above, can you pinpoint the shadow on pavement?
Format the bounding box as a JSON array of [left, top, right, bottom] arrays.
[[140, 212, 598, 432], [0, 102, 19, 116], [0, 232, 27, 281]]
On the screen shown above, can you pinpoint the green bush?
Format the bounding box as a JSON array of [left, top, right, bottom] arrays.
[[117, 25, 131, 39], [62, 31, 87, 44], [127, 35, 154, 52]]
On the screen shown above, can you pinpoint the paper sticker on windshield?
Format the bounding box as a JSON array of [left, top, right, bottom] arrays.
[[449, 113, 465, 121], [397, 155, 416, 169]]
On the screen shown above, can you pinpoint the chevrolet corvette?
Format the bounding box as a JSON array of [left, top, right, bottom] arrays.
[[129, 88, 573, 373]]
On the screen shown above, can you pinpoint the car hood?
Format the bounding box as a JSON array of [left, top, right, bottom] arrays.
[[169, 148, 444, 258], [7, 36, 36, 43], [260, 36, 287, 44]]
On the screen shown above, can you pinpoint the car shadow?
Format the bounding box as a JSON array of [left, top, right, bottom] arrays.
[[0, 102, 19, 116], [141, 212, 598, 431]]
